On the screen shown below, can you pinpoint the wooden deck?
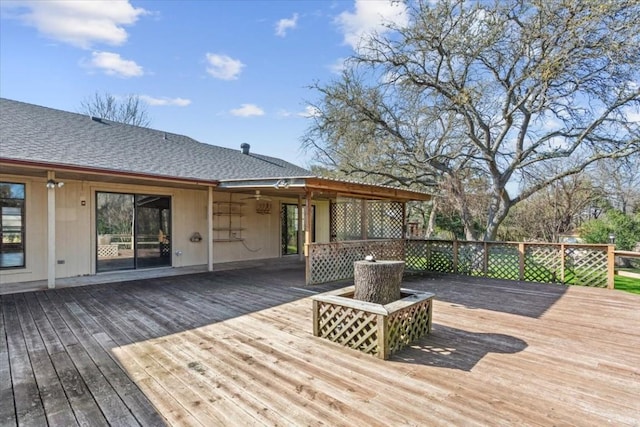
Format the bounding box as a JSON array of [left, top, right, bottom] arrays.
[[1, 265, 639, 426]]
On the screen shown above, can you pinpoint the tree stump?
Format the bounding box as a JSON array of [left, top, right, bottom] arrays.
[[353, 260, 405, 305]]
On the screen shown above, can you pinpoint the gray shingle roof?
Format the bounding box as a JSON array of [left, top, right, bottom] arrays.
[[0, 98, 311, 181]]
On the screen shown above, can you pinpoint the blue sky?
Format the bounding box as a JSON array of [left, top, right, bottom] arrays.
[[0, 0, 408, 167]]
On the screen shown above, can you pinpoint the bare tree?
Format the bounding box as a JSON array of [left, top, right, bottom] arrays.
[[592, 157, 640, 215], [80, 92, 151, 127], [304, 0, 640, 240], [501, 170, 602, 242]]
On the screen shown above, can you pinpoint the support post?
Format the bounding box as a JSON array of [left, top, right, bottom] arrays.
[[360, 199, 367, 240], [47, 171, 56, 289], [518, 242, 525, 281], [483, 241, 489, 276], [377, 313, 388, 360], [207, 186, 214, 271], [298, 195, 304, 261], [304, 190, 312, 284], [560, 243, 566, 283], [452, 240, 459, 273], [607, 245, 615, 289], [312, 299, 319, 336]]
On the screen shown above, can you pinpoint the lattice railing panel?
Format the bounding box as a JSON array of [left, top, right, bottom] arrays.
[[564, 247, 608, 287], [428, 241, 456, 273], [330, 199, 362, 241], [486, 243, 520, 280], [401, 240, 610, 287], [457, 242, 486, 276], [387, 298, 432, 355], [367, 201, 404, 239], [330, 199, 404, 241], [315, 301, 380, 355], [97, 244, 119, 258], [524, 245, 562, 283], [405, 239, 429, 271], [308, 240, 404, 284]]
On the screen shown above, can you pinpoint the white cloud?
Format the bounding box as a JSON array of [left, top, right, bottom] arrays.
[[205, 53, 245, 80], [85, 51, 144, 77], [139, 95, 191, 107], [335, 0, 408, 49], [298, 105, 320, 118], [623, 107, 640, 123], [275, 13, 298, 37], [1, 0, 147, 49], [230, 104, 265, 117], [328, 57, 348, 74]]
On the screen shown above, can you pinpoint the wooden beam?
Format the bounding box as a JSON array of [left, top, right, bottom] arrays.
[[304, 177, 430, 202]]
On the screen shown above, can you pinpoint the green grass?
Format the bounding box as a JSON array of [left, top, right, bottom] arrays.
[[615, 274, 640, 294]]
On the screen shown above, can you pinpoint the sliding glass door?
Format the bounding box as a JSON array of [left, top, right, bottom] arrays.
[[135, 195, 171, 269], [96, 192, 171, 272]]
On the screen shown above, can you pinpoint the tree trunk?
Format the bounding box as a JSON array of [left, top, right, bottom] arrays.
[[425, 199, 437, 238], [353, 260, 404, 305]]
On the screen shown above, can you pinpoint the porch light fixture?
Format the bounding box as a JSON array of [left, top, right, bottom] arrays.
[[274, 179, 289, 189], [190, 232, 203, 242], [46, 179, 64, 189]]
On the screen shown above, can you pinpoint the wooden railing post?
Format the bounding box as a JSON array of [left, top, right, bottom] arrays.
[[312, 299, 320, 336], [452, 240, 459, 273], [560, 243, 566, 284], [483, 241, 489, 276], [377, 313, 388, 360], [607, 245, 615, 290], [518, 242, 525, 281]]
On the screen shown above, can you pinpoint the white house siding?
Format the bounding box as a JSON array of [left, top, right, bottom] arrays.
[[209, 194, 330, 264], [0, 174, 210, 284], [1, 173, 332, 285]]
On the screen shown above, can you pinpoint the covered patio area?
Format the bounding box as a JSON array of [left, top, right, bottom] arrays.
[[1, 264, 639, 426]]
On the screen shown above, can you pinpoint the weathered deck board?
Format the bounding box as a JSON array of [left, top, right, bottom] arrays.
[[0, 293, 17, 427], [1, 267, 639, 426]]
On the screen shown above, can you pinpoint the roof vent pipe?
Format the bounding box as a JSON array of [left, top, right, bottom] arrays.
[[240, 143, 250, 155]]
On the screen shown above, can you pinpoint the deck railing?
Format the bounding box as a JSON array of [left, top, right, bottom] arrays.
[[306, 239, 404, 284], [406, 240, 615, 288], [307, 239, 618, 288]]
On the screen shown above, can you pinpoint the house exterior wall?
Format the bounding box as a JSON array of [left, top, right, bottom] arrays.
[[1, 172, 331, 285], [210, 194, 329, 263]]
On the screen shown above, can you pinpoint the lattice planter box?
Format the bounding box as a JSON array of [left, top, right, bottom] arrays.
[[312, 286, 434, 360]]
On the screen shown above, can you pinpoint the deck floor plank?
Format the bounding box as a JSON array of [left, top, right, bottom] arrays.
[[33, 291, 112, 426], [1, 266, 639, 426], [96, 278, 343, 425], [75, 284, 253, 426], [12, 294, 78, 426], [55, 289, 169, 427], [1, 295, 47, 427], [0, 292, 17, 427]]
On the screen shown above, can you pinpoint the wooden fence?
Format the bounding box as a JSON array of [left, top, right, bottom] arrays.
[[307, 239, 618, 288]]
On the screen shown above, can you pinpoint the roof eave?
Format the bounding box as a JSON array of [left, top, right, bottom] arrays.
[[0, 158, 220, 188]]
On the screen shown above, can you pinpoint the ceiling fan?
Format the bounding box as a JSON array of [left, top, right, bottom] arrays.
[[242, 190, 272, 201]]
